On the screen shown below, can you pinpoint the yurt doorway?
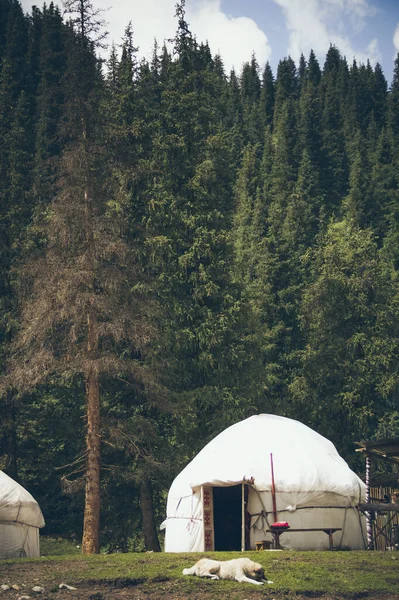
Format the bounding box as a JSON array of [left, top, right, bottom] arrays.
[[213, 485, 246, 551]]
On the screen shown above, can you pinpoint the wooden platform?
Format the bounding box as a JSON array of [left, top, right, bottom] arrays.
[[265, 527, 342, 550], [358, 503, 399, 512]]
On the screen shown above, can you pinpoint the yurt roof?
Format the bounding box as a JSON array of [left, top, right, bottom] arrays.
[[169, 414, 364, 501], [0, 471, 45, 528]]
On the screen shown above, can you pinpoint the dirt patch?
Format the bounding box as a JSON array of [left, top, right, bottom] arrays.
[[1, 579, 399, 600], [0, 585, 396, 600]]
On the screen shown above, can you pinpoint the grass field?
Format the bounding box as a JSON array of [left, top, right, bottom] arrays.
[[1, 538, 399, 599]]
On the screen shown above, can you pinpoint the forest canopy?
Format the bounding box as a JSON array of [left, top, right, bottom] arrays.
[[0, 0, 398, 552]]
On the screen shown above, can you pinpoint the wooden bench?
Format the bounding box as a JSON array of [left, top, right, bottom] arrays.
[[265, 527, 343, 550]]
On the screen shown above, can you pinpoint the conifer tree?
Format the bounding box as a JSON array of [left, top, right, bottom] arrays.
[[342, 129, 372, 228], [259, 61, 274, 130], [388, 54, 399, 146], [4, 0, 160, 556], [293, 221, 399, 454], [240, 55, 262, 144], [143, 2, 257, 441], [320, 46, 349, 213], [298, 50, 322, 167], [298, 53, 306, 87], [273, 56, 298, 127], [34, 3, 66, 203], [0, 2, 35, 480], [371, 63, 387, 129], [3, 0, 399, 547], [233, 143, 262, 286], [104, 27, 168, 553]]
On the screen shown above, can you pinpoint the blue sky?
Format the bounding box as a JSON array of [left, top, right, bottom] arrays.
[[218, 0, 398, 81], [20, 0, 399, 83]]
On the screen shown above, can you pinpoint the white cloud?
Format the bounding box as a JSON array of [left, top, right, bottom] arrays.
[[394, 23, 399, 54], [272, 0, 381, 67], [321, 0, 376, 22], [187, 0, 271, 73], [19, 0, 177, 60], [93, 0, 177, 61], [20, 0, 270, 74]]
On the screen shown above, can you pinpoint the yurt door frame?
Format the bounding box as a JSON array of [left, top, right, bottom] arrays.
[[201, 484, 249, 552], [201, 486, 215, 551]]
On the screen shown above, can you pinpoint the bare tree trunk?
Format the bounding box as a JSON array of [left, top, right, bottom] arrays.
[[82, 361, 101, 554], [140, 478, 161, 552], [81, 146, 101, 555]]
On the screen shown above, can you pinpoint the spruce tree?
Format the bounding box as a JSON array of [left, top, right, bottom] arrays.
[[273, 56, 298, 127], [143, 3, 258, 442], [259, 61, 274, 130], [342, 129, 372, 228], [4, 0, 159, 555], [388, 54, 399, 150], [34, 3, 66, 203], [0, 3, 35, 480], [320, 46, 349, 214], [298, 50, 322, 170], [293, 221, 399, 455], [233, 143, 262, 286], [240, 55, 262, 144], [372, 63, 388, 127]]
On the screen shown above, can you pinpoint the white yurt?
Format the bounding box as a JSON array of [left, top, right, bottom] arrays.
[[0, 471, 45, 558], [162, 414, 367, 551]]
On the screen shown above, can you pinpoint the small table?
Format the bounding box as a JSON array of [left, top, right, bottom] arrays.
[[265, 527, 342, 550]]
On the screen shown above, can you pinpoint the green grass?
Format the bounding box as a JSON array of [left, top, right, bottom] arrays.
[[1, 543, 399, 597], [2, 536, 399, 597], [40, 536, 82, 556]]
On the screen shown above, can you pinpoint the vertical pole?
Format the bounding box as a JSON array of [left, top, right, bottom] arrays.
[[241, 482, 245, 551], [201, 486, 205, 552], [365, 454, 374, 550], [270, 453, 277, 523]]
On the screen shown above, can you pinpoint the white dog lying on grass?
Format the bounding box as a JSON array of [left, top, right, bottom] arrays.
[[182, 557, 273, 585]]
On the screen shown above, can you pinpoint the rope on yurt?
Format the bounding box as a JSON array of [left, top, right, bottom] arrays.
[[249, 485, 273, 534], [19, 525, 30, 557], [16, 500, 22, 523], [336, 505, 348, 549]]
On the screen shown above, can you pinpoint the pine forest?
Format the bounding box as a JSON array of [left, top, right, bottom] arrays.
[[1, 0, 399, 552]]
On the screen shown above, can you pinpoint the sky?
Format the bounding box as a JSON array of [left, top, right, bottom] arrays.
[[21, 0, 399, 83]]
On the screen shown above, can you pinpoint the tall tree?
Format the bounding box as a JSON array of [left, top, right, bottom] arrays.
[[320, 46, 349, 214], [4, 0, 160, 556], [292, 221, 399, 456], [259, 61, 275, 130], [0, 1, 35, 481]]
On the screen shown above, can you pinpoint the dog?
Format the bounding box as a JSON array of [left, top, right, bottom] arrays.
[[182, 557, 273, 585]]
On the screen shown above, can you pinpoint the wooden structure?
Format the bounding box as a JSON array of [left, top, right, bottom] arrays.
[[355, 438, 399, 550], [255, 540, 272, 551], [265, 527, 342, 551]]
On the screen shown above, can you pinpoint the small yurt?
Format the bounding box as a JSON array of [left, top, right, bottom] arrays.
[[0, 471, 45, 558], [162, 414, 367, 551]]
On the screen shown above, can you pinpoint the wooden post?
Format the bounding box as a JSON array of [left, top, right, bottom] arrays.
[[365, 454, 374, 550], [270, 453, 277, 523], [241, 483, 245, 551]]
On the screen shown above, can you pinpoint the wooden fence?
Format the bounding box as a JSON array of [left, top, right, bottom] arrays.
[[370, 486, 399, 550]]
